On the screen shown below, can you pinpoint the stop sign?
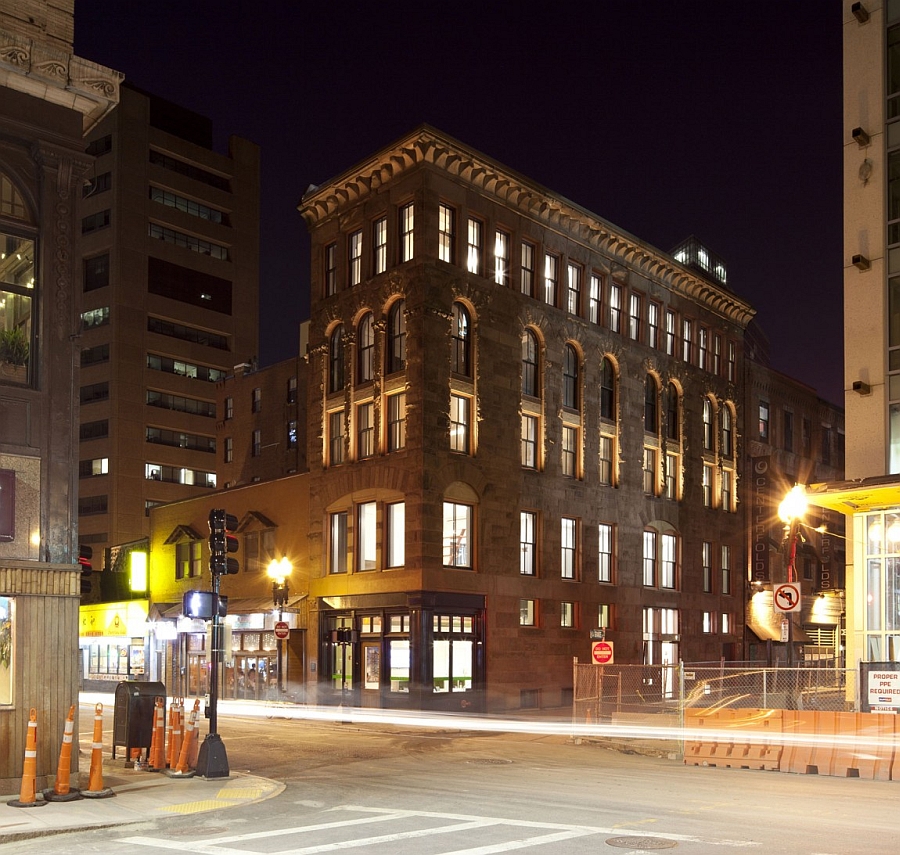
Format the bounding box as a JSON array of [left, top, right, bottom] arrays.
[[274, 621, 290, 640], [591, 640, 614, 664]]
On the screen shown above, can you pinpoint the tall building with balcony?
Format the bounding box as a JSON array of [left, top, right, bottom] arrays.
[[77, 84, 260, 579], [0, 0, 120, 792]]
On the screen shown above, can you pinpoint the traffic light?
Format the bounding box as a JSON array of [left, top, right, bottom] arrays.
[[78, 545, 93, 594], [208, 508, 239, 575]]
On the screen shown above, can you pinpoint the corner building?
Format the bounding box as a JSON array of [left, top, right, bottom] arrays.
[[300, 126, 754, 711]]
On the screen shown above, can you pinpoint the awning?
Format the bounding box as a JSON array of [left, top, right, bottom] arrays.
[[806, 476, 900, 514], [148, 602, 177, 621]]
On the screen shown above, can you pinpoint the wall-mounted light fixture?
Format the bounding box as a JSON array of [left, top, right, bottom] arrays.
[[852, 380, 871, 395], [852, 126, 870, 147], [852, 2, 870, 24], [852, 253, 870, 271]]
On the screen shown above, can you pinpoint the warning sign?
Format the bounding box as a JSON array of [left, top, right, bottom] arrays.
[[867, 670, 900, 711], [591, 641, 614, 665]]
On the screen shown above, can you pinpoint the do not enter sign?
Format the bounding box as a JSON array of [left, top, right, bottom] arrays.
[[591, 640, 614, 665], [274, 621, 290, 640]]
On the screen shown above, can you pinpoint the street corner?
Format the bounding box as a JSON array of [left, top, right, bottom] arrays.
[[154, 772, 285, 817]]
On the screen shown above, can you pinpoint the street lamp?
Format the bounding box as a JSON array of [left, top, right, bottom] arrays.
[[778, 485, 808, 668], [267, 555, 292, 694]]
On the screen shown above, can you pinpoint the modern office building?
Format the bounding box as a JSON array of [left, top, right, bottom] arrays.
[[77, 83, 260, 583], [0, 0, 120, 792], [804, 1, 900, 677]]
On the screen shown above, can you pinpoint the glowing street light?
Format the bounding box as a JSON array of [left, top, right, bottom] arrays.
[[777, 485, 807, 669], [267, 556, 292, 693]]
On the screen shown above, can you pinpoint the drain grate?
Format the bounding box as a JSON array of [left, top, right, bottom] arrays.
[[465, 758, 513, 765], [605, 835, 677, 850]]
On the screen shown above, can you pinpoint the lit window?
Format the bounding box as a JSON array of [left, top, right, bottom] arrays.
[[560, 602, 576, 628], [598, 523, 613, 583], [661, 533, 676, 589], [702, 542, 713, 593], [521, 242, 535, 296], [722, 406, 734, 457], [643, 530, 657, 586], [682, 319, 693, 363], [494, 230, 509, 285], [357, 402, 375, 459], [439, 204, 454, 263], [608, 284, 621, 333], [357, 312, 374, 383], [566, 263, 581, 315], [357, 501, 377, 571], [325, 243, 337, 296], [400, 203, 415, 262], [329, 325, 345, 393], [519, 599, 536, 626], [561, 517, 577, 579], [589, 274, 602, 324], [702, 463, 714, 507], [702, 397, 714, 450], [721, 545, 732, 594], [598, 435, 614, 486], [373, 217, 387, 275], [443, 502, 472, 568], [703, 612, 716, 633], [543, 254, 558, 306], [349, 230, 363, 286], [628, 292, 641, 340], [722, 469, 734, 513], [387, 392, 406, 452], [758, 402, 769, 440], [727, 341, 736, 382], [467, 217, 482, 274], [520, 511, 537, 576], [286, 420, 298, 449], [664, 309, 676, 355], [643, 446, 658, 495], [329, 410, 345, 464], [521, 415, 538, 468], [647, 302, 659, 348], [451, 303, 470, 376], [561, 425, 578, 478], [387, 502, 405, 568], [698, 327, 709, 370], [450, 394, 470, 454], [330, 512, 348, 574]]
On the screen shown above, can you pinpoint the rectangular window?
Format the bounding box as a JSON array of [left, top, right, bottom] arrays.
[[561, 517, 577, 580], [759, 402, 769, 439], [543, 253, 558, 306], [521, 414, 538, 468], [628, 292, 641, 340], [439, 204, 455, 263], [450, 394, 470, 453], [713, 334, 722, 375], [467, 217, 482, 274], [703, 612, 716, 633], [721, 613, 732, 634], [560, 602, 576, 628], [520, 511, 537, 576], [81, 343, 110, 367], [721, 545, 731, 595], [78, 495, 108, 515], [83, 254, 109, 292], [224, 436, 233, 463], [561, 425, 578, 478], [286, 420, 298, 449], [400, 203, 415, 262], [647, 302, 660, 349], [387, 502, 405, 568], [442, 501, 472, 568], [661, 533, 676, 589], [682, 319, 693, 363], [643, 530, 657, 586], [598, 434, 614, 486], [702, 463, 714, 507], [519, 599, 536, 626], [81, 306, 110, 329], [608, 284, 622, 333], [82, 209, 110, 234], [80, 381, 109, 404], [225, 396, 233, 420], [702, 542, 713, 593], [252, 387, 261, 413], [521, 242, 535, 296], [494, 230, 509, 285], [665, 451, 679, 500], [148, 223, 228, 260], [722, 469, 733, 512], [287, 376, 298, 403], [329, 410, 345, 464], [373, 217, 387, 275], [664, 309, 676, 356], [150, 186, 224, 223], [357, 402, 375, 459], [80, 419, 109, 441], [325, 243, 337, 296], [598, 522, 613, 583], [698, 327, 709, 370], [330, 512, 348, 574], [566, 263, 581, 315], [643, 446, 657, 495], [598, 604, 612, 629], [349, 230, 363, 286], [727, 341, 736, 382], [783, 410, 794, 452], [802, 417, 812, 455], [252, 429, 261, 457], [357, 501, 377, 571], [387, 392, 407, 452], [589, 273, 602, 324], [79, 457, 109, 478]]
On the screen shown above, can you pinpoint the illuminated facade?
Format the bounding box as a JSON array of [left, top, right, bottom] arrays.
[[76, 84, 260, 579], [0, 0, 120, 792]]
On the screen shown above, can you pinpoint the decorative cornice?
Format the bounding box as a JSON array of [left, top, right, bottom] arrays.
[[300, 126, 756, 327]]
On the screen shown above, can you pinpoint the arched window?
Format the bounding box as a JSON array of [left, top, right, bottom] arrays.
[[328, 324, 345, 393], [600, 358, 616, 420], [702, 397, 714, 450], [666, 382, 681, 441], [522, 329, 539, 397], [721, 404, 734, 458], [562, 344, 579, 409], [357, 312, 374, 383], [387, 300, 406, 373], [451, 302, 470, 376], [644, 375, 659, 433]]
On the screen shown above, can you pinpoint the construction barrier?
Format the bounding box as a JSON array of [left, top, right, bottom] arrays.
[[684, 706, 900, 781], [44, 704, 80, 802], [171, 699, 201, 777], [148, 696, 166, 771], [82, 702, 114, 799], [7, 708, 47, 808]]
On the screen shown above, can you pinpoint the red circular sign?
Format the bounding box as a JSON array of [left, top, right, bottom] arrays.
[[274, 621, 290, 639], [591, 641, 613, 664]]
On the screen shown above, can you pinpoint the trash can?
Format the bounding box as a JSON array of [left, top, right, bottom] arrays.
[[112, 680, 165, 762]]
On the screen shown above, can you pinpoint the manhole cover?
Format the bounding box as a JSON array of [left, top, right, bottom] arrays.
[[466, 758, 513, 765], [606, 836, 677, 850]]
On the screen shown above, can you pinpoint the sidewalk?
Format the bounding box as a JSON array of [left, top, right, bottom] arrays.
[[0, 759, 283, 843]]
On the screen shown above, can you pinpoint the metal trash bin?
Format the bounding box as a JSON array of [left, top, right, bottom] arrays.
[[112, 680, 165, 761]]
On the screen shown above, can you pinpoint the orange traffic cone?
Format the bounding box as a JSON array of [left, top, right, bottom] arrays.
[[148, 697, 166, 771], [169, 699, 200, 777], [44, 704, 80, 802], [167, 698, 183, 769], [7, 708, 47, 808], [81, 702, 114, 799]]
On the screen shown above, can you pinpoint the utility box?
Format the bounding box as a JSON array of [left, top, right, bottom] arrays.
[[112, 680, 165, 761]]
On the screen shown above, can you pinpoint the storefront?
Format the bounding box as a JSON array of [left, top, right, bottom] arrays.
[[78, 600, 150, 690]]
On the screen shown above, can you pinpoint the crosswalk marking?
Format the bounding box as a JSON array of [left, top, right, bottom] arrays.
[[119, 804, 758, 853]]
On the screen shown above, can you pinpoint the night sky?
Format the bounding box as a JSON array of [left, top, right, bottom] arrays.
[[74, 1, 844, 405]]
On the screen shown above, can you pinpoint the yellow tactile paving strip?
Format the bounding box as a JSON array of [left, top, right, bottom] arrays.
[[156, 780, 281, 815]]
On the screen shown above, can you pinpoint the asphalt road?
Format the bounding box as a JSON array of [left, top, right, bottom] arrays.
[[10, 706, 898, 854]]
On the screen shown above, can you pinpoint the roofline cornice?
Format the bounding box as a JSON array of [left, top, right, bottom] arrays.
[[299, 125, 756, 327]]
